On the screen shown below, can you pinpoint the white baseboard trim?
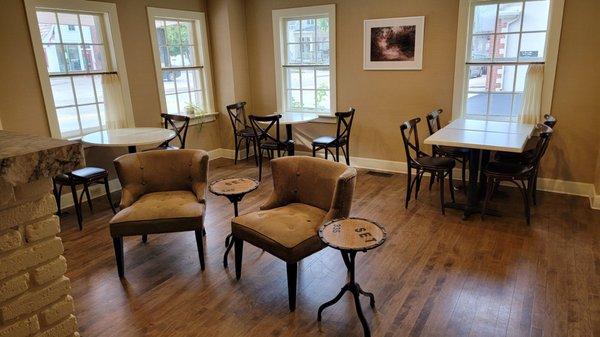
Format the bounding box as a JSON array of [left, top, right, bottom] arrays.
[[63, 148, 598, 211]]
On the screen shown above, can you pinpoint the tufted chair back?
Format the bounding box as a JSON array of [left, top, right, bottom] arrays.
[[260, 156, 357, 222], [114, 149, 209, 208]]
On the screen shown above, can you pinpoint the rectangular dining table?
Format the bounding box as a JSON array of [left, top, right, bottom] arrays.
[[424, 118, 535, 219]]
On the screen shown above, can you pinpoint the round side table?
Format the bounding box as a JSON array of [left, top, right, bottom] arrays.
[[317, 217, 387, 337], [209, 177, 259, 268]]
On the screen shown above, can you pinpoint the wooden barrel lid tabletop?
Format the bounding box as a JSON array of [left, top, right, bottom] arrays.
[[209, 177, 259, 196], [318, 217, 386, 251]]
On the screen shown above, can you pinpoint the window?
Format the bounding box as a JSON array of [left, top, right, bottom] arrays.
[[148, 8, 214, 116], [273, 5, 336, 115], [25, 0, 133, 139], [453, 0, 564, 121]]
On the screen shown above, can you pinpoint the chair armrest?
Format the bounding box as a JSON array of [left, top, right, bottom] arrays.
[[323, 166, 357, 223], [113, 154, 145, 209], [190, 150, 209, 202]]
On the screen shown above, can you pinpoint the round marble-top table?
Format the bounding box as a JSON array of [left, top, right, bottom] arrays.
[[81, 127, 176, 153], [209, 177, 260, 268], [260, 113, 319, 155], [317, 217, 387, 337]]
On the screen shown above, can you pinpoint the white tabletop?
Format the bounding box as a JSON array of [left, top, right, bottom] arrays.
[[81, 128, 176, 147], [424, 118, 534, 153], [263, 113, 319, 125]]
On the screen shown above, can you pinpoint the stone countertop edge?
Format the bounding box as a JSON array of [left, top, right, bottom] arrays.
[[0, 131, 85, 186]]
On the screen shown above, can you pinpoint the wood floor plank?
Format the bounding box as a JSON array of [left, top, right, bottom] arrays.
[[57, 158, 600, 337]]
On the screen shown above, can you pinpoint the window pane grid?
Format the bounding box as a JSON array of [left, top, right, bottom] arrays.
[[156, 15, 207, 115], [282, 15, 330, 113], [465, 0, 548, 120], [37, 9, 110, 137]]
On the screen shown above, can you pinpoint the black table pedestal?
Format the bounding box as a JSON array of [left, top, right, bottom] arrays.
[[318, 250, 375, 337], [443, 149, 501, 219], [223, 195, 243, 268]]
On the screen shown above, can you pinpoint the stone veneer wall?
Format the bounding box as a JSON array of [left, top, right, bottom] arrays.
[[0, 179, 78, 337]]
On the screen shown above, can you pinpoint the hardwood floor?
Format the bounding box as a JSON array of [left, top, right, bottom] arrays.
[[59, 158, 600, 337]]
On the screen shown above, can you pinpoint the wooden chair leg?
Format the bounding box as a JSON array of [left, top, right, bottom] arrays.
[[252, 139, 259, 166], [448, 170, 456, 203], [245, 138, 250, 161], [234, 237, 243, 280], [439, 173, 445, 215], [195, 229, 205, 270], [429, 172, 435, 191], [414, 170, 424, 199], [481, 177, 495, 220], [104, 177, 117, 214], [286, 262, 297, 312], [405, 167, 412, 209], [258, 148, 263, 181], [141, 234, 148, 243], [70, 184, 83, 230], [234, 136, 239, 165], [324, 148, 328, 160], [112, 236, 124, 278], [345, 143, 350, 166], [518, 180, 531, 225], [312, 145, 316, 157], [335, 146, 340, 162], [83, 183, 93, 213]]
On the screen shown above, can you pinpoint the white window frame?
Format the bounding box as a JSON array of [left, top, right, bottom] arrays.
[[451, 0, 565, 121], [147, 7, 215, 120], [272, 4, 336, 116], [24, 0, 135, 139]]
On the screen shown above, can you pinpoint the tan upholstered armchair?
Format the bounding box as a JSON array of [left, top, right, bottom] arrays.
[[109, 149, 209, 278], [231, 156, 357, 311]]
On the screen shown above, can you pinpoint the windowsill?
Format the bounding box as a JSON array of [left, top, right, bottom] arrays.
[[281, 111, 337, 124], [187, 112, 218, 126]]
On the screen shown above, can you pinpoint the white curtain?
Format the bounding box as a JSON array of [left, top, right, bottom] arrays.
[[519, 64, 544, 124], [101, 74, 129, 129]]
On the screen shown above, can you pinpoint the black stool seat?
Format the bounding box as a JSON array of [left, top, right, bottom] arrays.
[[55, 167, 107, 182], [416, 156, 455, 170], [53, 166, 116, 230]]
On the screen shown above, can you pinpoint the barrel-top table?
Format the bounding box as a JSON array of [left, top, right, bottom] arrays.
[[81, 127, 176, 153], [209, 177, 260, 268], [317, 217, 387, 337]]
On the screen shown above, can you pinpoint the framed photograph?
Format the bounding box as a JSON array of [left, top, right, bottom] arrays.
[[363, 16, 425, 70]]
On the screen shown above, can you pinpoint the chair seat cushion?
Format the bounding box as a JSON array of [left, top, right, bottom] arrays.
[[232, 203, 327, 262], [54, 166, 107, 183], [109, 190, 204, 236], [312, 136, 348, 146], [415, 156, 455, 169], [438, 146, 470, 156], [484, 161, 532, 177], [237, 127, 255, 138]]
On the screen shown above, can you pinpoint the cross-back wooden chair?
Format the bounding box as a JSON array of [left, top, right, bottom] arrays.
[[157, 113, 190, 149], [400, 117, 456, 214], [226, 102, 258, 166], [249, 114, 294, 181], [482, 123, 554, 224], [425, 109, 469, 192], [312, 108, 356, 165]]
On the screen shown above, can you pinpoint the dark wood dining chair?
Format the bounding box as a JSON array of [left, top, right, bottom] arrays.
[[425, 109, 469, 192], [311, 108, 355, 165], [53, 167, 117, 230], [400, 118, 456, 214], [493, 114, 557, 204], [156, 113, 191, 149], [481, 123, 553, 225], [226, 102, 258, 166], [249, 114, 294, 181]]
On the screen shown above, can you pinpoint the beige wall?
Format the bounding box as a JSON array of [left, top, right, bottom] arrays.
[[0, 0, 222, 173], [245, 0, 459, 161], [243, 0, 600, 184]]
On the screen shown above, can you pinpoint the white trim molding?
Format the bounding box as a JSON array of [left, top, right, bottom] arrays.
[[24, 0, 135, 138]]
